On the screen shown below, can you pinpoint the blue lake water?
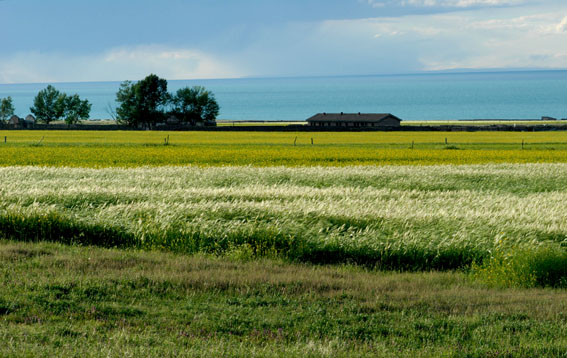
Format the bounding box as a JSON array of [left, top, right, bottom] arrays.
[[1, 71, 566, 121]]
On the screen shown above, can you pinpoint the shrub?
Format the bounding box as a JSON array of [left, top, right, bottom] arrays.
[[472, 237, 567, 288]]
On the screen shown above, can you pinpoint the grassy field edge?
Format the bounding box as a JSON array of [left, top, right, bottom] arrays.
[[2, 240, 567, 357]]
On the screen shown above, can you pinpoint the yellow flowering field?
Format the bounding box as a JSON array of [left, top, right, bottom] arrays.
[[1, 130, 567, 167], [3, 129, 567, 145]]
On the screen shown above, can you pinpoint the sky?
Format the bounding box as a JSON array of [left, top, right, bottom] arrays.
[[0, 0, 566, 83]]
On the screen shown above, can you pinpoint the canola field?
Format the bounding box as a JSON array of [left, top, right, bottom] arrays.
[[2, 130, 567, 166]]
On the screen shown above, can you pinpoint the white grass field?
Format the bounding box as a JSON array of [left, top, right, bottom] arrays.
[[1, 163, 566, 270]]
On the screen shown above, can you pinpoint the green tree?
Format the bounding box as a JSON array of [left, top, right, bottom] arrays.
[[115, 81, 138, 126], [30, 85, 66, 124], [0, 96, 15, 123], [116, 74, 169, 128], [172, 86, 219, 125], [63, 94, 92, 126]]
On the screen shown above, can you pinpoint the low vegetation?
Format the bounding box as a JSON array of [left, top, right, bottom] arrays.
[[1, 164, 566, 286], [472, 239, 567, 288], [3, 130, 567, 167], [2, 130, 567, 356], [2, 240, 567, 357]]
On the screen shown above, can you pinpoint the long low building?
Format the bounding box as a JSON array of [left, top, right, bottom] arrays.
[[306, 113, 402, 127]]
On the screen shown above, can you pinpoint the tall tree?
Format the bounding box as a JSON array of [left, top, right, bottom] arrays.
[[137, 74, 169, 127], [0, 96, 15, 123], [116, 74, 169, 128], [63, 94, 92, 126], [115, 81, 138, 126], [172, 86, 219, 125], [30, 85, 66, 124]]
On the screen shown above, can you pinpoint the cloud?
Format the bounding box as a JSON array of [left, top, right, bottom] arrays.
[[557, 16, 567, 32], [318, 5, 567, 73], [222, 0, 566, 78], [368, 0, 527, 8], [464, 13, 567, 35], [1, 3, 565, 82], [0, 45, 246, 84], [405, 0, 525, 7], [417, 12, 567, 69]]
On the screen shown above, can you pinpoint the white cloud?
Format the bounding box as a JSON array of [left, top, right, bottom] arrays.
[[1, 4, 565, 82], [0, 45, 245, 84], [368, 0, 527, 8], [410, 0, 525, 7], [557, 16, 567, 32], [463, 13, 567, 35], [317, 5, 567, 72]]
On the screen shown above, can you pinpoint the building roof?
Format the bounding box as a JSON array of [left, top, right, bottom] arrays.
[[8, 115, 21, 123], [306, 113, 401, 123]]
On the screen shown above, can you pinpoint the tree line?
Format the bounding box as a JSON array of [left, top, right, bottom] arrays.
[[0, 86, 91, 126], [115, 74, 219, 128], [0, 73, 219, 127]]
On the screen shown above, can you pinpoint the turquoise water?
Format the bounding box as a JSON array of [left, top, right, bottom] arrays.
[[1, 71, 566, 121]]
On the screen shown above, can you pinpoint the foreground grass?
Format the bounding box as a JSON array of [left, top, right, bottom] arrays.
[[3, 130, 567, 166], [2, 240, 567, 357]]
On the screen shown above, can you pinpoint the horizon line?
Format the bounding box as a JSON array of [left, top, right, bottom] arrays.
[[1, 68, 567, 86]]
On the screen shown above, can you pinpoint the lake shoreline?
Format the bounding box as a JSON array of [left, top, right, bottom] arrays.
[[2, 122, 567, 132]]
